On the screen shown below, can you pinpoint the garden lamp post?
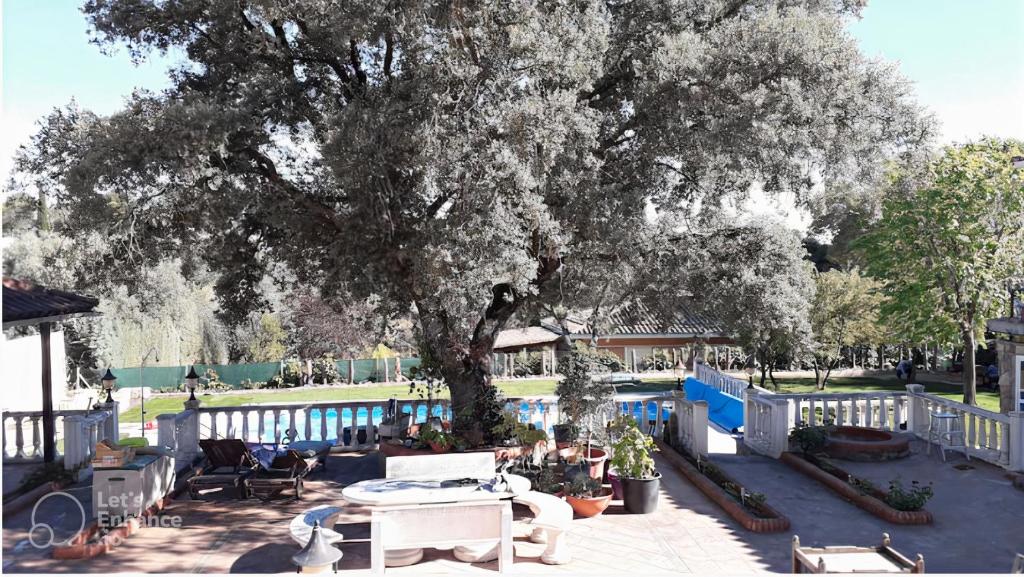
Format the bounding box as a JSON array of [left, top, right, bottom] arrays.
[[673, 359, 686, 389], [101, 368, 117, 404], [291, 521, 343, 573], [744, 361, 756, 389], [185, 366, 199, 402]]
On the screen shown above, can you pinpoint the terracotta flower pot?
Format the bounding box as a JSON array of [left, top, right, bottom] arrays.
[[564, 487, 614, 517], [428, 441, 450, 454], [581, 448, 608, 481]]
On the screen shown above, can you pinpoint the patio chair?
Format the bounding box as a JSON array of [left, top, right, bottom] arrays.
[[188, 439, 259, 500], [248, 449, 319, 500]]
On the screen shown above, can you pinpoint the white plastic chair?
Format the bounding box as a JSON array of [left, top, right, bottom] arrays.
[[926, 412, 969, 462]]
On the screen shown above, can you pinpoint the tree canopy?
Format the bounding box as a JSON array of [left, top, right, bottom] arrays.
[[11, 0, 932, 440], [858, 138, 1024, 405]]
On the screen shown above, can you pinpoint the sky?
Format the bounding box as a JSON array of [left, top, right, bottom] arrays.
[[1, 0, 1023, 195]]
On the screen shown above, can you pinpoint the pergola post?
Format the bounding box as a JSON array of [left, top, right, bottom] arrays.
[[40, 321, 56, 463]]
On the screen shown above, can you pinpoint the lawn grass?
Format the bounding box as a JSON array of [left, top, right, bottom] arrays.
[[118, 375, 1000, 422], [767, 376, 1001, 413], [119, 379, 558, 422]]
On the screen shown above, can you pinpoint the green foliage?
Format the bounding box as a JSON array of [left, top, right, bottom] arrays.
[[857, 138, 1024, 403], [555, 343, 615, 434], [609, 417, 657, 480], [242, 313, 288, 362], [311, 355, 341, 384], [492, 410, 548, 447], [417, 427, 454, 450], [15, 0, 933, 438], [809, 268, 885, 388], [884, 478, 934, 512], [789, 422, 833, 455], [565, 476, 602, 499], [282, 359, 303, 387]]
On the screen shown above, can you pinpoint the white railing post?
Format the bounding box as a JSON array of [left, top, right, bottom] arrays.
[[743, 388, 755, 439], [98, 401, 119, 442], [905, 384, 926, 437], [157, 413, 178, 454], [1010, 411, 1023, 472], [672, 390, 686, 447], [769, 397, 790, 458], [692, 400, 709, 458]]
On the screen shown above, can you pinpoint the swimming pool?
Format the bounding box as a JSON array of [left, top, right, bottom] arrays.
[[209, 399, 671, 443]]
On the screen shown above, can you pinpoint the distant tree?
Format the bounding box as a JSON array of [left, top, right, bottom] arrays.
[[241, 313, 288, 363], [858, 138, 1024, 405], [671, 218, 816, 389], [808, 269, 884, 389], [14, 0, 933, 441]]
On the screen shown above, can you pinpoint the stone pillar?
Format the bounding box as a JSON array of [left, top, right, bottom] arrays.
[[1009, 411, 1022, 472], [905, 384, 927, 438], [157, 413, 178, 454], [98, 401, 119, 442]]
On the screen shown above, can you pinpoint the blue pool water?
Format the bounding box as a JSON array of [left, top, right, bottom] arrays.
[[219, 400, 671, 443]]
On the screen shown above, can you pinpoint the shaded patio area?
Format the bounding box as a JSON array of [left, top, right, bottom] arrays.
[[3, 444, 1022, 574]]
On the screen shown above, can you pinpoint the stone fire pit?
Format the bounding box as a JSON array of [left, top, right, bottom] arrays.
[[826, 426, 910, 461]]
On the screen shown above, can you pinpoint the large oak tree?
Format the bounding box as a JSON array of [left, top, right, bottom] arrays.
[[14, 0, 932, 441]]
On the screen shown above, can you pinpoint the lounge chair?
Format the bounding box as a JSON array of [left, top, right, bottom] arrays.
[[188, 439, 259, 500], [281, 429, 333, 471], [248, 449, 319, 500]]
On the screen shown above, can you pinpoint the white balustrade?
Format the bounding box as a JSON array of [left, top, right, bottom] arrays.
[[905, 384, 1017, 468], [2, 408, 116, 465], [743, 390, 789, 458], [695, 362, 771, 396], [673, 392, 709, 458], [62, 409, 114, 476], [157, 409, 199, 469], [772, 392, 908, 431]]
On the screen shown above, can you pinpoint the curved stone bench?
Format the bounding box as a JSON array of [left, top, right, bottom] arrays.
[[290, 505, 345, 546], [514, 491, 572, 565]]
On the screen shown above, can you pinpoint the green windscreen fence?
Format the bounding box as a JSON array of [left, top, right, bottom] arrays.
[[115, 357, 422, 389]]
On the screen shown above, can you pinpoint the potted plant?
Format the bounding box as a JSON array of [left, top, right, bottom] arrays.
[[418, 428, 453, 453], [610, 417, 660, 514], [555, 344, 615, 476], [563, 476, 613, 518]]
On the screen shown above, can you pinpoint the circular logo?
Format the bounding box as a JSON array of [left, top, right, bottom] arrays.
[[29, 491, 85, 549]]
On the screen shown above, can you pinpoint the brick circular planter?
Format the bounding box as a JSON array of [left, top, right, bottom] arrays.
[[52, 497, 171, 560], [826, 426, 910, 461], [780, 452, 933, 525], [654, 440, 790, 533]]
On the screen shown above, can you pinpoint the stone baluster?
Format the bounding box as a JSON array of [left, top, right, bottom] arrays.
[[1007, 412, 1022, 472], [349, 404, 358, 447]]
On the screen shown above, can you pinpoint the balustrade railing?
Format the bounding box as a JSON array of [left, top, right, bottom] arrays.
[[905, 384, 1019, 469], [694, 362, 771, 396], [742, 391, 790, 458], [773, 392, 908, 431], [3, 406, 117, 470], [673, 394, 709, 458]]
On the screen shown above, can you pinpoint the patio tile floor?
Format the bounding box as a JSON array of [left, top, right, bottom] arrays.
[[3, 441, 1022, 574]]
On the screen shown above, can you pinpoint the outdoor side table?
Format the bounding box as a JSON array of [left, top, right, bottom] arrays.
[[926, 412, 969, 462]]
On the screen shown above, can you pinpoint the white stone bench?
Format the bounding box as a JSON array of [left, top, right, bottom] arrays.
[[289, 505, 345, 546], [385, 452, 496, 480], [513, 491, 572, 565]]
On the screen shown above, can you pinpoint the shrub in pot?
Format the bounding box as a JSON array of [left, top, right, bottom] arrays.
[[554, 343, 615, 447], [418, 428, 453, 453], [610, 417, 660, 514], [563, 476, 613, 518]]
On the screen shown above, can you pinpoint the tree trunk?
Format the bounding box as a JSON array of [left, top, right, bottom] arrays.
[[813, 361, 825, 391], [961, 329, 977, 405], [767, 362, 778, 391]]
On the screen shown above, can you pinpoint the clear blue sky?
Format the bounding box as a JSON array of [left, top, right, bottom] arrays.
[[2, 0, 1023, 178]]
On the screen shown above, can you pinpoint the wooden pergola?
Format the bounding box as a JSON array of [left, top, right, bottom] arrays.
[[2, 278, 100, 462]]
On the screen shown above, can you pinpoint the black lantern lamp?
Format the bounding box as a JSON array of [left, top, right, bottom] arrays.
[[291, 521, 343, 573], [101, 368, 117, 403], [185, 366, 200, 402], [673, 358, 686, 390], [744, 360, 756, 389]]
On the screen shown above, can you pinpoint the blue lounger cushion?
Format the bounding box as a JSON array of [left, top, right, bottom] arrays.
[[683, 377, 744, 433]]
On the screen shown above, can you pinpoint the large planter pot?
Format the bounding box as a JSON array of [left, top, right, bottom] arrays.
[[565, 487, 614, 518], [578, 447, 608, 481], [607, 470, 624, 500], [621, 473, 661, 514]]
